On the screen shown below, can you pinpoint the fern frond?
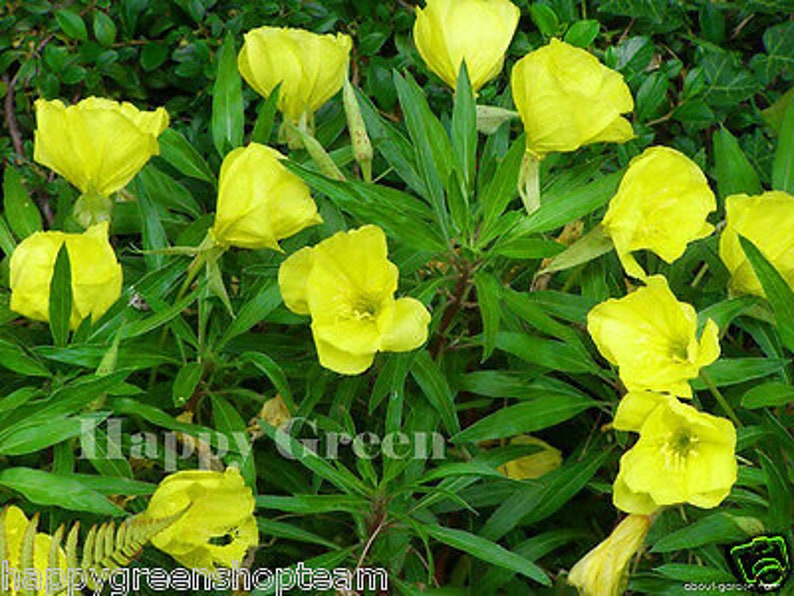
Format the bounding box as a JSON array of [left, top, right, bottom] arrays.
[[1, 504, 188, 594]]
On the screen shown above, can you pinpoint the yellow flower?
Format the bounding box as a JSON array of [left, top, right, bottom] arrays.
[[9, 222, 122, 330], [145, 467, 258, 569], [511, 39, 634, 157], [278, 225, 431, 375], [1, 505, 69, 596], [587, 275, 720, 398], [34, 97, 168, 197], [719, 190, 794, 297], [602, 146, 716, 279], [613, 391, 670, 433], [568, 514, 653, 596], [238, 27, 352, 125], [498, 435, 562, 480], [210, 143, 322, 250], [613, 395, 737, 514], [413, 0, 520, 92], [259, 395, 291, 428]]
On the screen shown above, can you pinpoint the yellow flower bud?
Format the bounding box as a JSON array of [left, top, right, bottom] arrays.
[[587, 275, 720, 398], [568, 514, 653, 596], [413, 0, 520, 92], [613, 395, 737, 514], [511, 39, 634, 157], [498, 435, 562, 480], [238, 27, 352, 125], [210, 143, 323, 250], [278, 225, 431, 375], [719, 190, 794, 297], [145, 467, 258, 569], [1, 506, 69, 596], [602, 146, 716, 279], [9, 222, 122, 331], [34, 97, 169, 197]]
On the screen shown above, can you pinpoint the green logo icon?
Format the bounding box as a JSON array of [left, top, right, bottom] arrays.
[[728, 535, 791, 591]]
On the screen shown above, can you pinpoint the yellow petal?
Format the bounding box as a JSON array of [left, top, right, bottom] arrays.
[[212, 143, 321, 250], [602, 146, 716, 278], [512, 38, 634, 155], [612, 470, 661, 515], [414, 0, 519, 92], [278, 246, 315, 316], [312, 333, 376, 376], [34, 97, 167, 196], [146, 467, 258, 569], [719, 190, 794, 297], [9, 221, 122, 330], [380, 297, 431, 352], [238, 27, 351, 122]]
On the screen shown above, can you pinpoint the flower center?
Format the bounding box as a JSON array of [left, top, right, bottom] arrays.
[[662, 427, 699, 470], [352, 297, 380, 320]]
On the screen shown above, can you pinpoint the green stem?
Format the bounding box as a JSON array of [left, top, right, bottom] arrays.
[[700, 370, 742, 428]]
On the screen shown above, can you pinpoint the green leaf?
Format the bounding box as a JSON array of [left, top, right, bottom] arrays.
[[529, 4, 559, 37], [451, 63, 477, 194], [393, 71, 452, 236], [515, 171, 622, 236], [0, 413, 107, 456], [741, 382, 794, 409], [251, 84, 281, 145], [474, 271, 501, 361], [713, 127, 762, 199], [92, 11, 117, 46], [0, 467, 125, 516], [257, 519, 339, 550], [49, 243, 72, 347], [759, 449, 793, 532], [411, 350, 460, 434], [140, 43, 169, 72], [157, 128, 217, 185], [0, 340, 50, 377], [538, 224, 614, 274], [3, 166, 41, 239], [495, 332, 597, 373], [693, 358, 788, 389], [479, 135, 526, 231], [739, 236, 794, 352], [481, 451, 609, 540], [212, 32, 244, 156], [257, 494, 368, 515], [424, 525, 550, 586], [217, 284, 282, 350], [564, 20, 599, 47], [650, 512, 757, 552], [772, 97, 794, 193], [172, 362, 203, 406], [242, 352, 295, 411], [55, 9, 88, 41], [138, 165, 202, 217], [452, 393, 595, 443], [257, 421, 370, 497], [212, 394, 256, 486]]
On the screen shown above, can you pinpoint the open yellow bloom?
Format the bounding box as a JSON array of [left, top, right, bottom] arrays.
[[568, 514, 653, 596], [145, 467, 258, 569], [1, 506, 69, 596], [34, 97, 168, 197], [512, 39, 634, 157], [413, 0, 520, 92], [238, 27, 352, 126], [587, 275, 720, 397], [9, 222, 122, 330], [279, 225, 431, 375], [210, 143, 322, 250], [719, 190, 794, 297], [602, 146, 716, 279], [498, 435, 562, 480], [613, 395, 737, 514]]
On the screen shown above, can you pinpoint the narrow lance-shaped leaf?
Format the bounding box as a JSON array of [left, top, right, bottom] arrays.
[[49, 243, 72, 347]]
